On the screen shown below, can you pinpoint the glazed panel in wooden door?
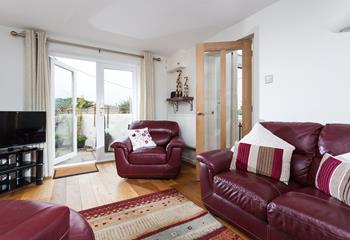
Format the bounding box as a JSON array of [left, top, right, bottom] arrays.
[[196, 40, 252, 179]]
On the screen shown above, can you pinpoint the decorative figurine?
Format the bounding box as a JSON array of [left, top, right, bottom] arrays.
[[175, 70, 183, 97], [183, 76, 189, 97]]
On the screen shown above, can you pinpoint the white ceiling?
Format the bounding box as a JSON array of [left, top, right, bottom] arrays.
[[0, 0, 279, 56]]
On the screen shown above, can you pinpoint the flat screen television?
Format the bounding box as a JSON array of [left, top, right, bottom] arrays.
[[0, 111, 46, 149]]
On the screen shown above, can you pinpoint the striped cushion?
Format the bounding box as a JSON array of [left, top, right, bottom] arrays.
[[231, 142, 294, 183], [315, 154, 350, 205]]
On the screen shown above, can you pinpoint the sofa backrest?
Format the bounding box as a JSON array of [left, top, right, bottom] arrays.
[[318, 124, 350, 156], [261, 122, 323, 185], [307, 124, 350, 185], [130, 120, 180, 146]]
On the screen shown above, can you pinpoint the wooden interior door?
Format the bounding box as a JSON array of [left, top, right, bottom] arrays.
[[196, 39, 253, 179]]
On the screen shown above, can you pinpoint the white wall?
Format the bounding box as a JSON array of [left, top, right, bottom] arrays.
[[166, 48, 196, 148], [165, 0, 350, 148], [0, 25, 25, 110]]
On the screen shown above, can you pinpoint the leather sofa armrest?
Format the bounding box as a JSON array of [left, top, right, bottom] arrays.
[[111, 138, 132, 155], [166, 136, 185, 151], [197, 149, 233, 175]]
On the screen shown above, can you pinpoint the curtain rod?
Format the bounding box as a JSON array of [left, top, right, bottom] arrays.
[[10, 31, 161, 61]]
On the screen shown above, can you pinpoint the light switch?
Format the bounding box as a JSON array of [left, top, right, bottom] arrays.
[[265, 75, 273, 84]]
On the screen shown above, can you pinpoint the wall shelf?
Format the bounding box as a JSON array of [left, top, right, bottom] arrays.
[[167, 66, 186, 73], [166, 97, 194, 113]]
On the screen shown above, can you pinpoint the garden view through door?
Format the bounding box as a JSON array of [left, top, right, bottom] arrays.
[[53, 64, 76, 164], [96, 65, 135, 161], [53, 57, 135, 165]]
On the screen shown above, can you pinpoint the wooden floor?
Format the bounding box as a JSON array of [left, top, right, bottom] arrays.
[[0, 162, 247, 239]]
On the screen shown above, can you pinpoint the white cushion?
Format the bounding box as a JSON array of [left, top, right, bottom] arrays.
[[336, 152, 350, 162], [231, 123, 295, 152], [230, 123, 296, 184], [128, 128, 156, 150]]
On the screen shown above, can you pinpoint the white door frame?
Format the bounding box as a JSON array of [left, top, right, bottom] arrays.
[[95, 62, 138, 161], [51, 59, 78, 165]]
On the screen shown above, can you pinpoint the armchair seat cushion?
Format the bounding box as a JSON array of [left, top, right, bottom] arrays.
[[213, 170, 300, 221], [267, 187, 350, 240], [128, 146, 167, 165]]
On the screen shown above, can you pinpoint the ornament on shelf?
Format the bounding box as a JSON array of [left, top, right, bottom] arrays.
[[175, 70, 183, 97], [183, 76, 189, 97]]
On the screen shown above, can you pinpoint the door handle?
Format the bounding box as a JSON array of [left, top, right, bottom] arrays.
[[196, 112, 205, 116]]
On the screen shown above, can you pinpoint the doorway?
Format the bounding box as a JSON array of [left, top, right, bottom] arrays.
[[196, 39, 253, 177], [52, 56, 137, 166]]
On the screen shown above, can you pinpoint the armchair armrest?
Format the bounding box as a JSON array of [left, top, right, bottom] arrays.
[[197, 149, 233, 175], [111, 138, 132, 155], [166, 136, 185, 152]]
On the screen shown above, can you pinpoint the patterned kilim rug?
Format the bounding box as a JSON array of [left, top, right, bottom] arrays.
[[79, 188, 243, 240]]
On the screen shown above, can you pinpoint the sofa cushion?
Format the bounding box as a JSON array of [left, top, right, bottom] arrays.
[[261, 122, 323, 185], [315, 153, 350, 205], [261, 122, 323, 155], [319, 124, 350, 156], [231, 143, 293, 183], [0, 200, 70, 240], [130, 121, 180, 146], [213, 170, 300, 221], [128, 146, 167, 165], [230, 123, 295, 183], [128, 128, 156, 150], [150, 131, 172, 146], [309, 123, 350, 186], [267, 187, 350, 240]]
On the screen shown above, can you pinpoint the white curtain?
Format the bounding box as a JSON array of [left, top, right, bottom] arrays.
[[139, 52, 155, 120], [25, 30, 54, 177]]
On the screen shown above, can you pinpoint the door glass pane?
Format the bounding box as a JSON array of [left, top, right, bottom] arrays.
[[54, 65, 74, 158], [103, 69, 133, 153], [74, 60, 97, 162], [226, 50, 243, 147], [54, 57, 97, 165], [204, 52, 221, 151]]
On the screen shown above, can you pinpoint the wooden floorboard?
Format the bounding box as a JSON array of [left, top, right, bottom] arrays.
[[0, 162, 247, 239]]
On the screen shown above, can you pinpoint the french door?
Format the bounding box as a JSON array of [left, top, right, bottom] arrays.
[[52, 58, 137, 164], [196, 39, 253, 177], [53, 62, 77, 164], [96, 63, 137, 161]]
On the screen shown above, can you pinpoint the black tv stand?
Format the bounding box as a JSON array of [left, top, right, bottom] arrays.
[[0, 147, 44, 194], [6, 146, 30, 152]]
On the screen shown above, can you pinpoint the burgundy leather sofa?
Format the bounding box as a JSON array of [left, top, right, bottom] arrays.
[[0, 200, 94, 240], [198, 122, 350, 240], [112, 120, 185, 179]]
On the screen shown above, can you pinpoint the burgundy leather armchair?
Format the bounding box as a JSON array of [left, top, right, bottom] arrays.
[[112, 120, 185, 179], [0, 200, 95, 240], [199, 122, 350, 240]]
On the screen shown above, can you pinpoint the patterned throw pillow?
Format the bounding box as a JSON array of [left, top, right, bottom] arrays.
[[231, 142, 294, 183], [230, 123, 295, 184], [128, 128, 156, 150], [315, 153, 350, 205]]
